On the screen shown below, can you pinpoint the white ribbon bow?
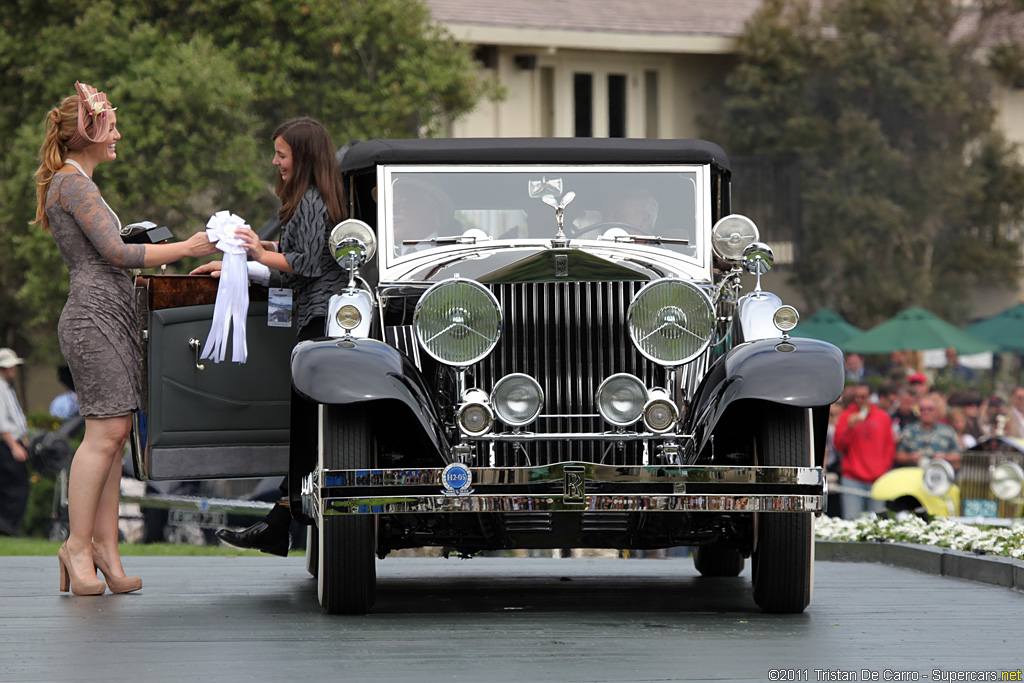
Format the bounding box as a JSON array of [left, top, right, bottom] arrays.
[[201, 211, 250, 363]]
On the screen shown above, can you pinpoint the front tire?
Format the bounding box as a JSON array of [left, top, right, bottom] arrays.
[[317, 404, 376, 614], [751, 404, 814, 614]]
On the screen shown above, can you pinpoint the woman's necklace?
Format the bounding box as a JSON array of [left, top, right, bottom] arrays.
[[63, 158, 122, 232], [63, 158, 88, 176]]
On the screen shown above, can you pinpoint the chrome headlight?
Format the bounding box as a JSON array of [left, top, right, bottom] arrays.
[[643, 388, 678, 434], [991, 462, 1024, 501], [711, 214, 759, 262], [414, 279, 501, 366], [922, 460, 955, 497], [458, 389, 493, 436], [627, 279, 715, 366], [491, 374, 543, 427], [596, 374, 646, 427]]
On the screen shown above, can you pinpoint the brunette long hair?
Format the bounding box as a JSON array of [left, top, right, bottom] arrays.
[[32, 96, 80, 232], [273, 118, 347, 225]]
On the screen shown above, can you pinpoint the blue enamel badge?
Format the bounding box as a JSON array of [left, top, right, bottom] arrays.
[[441, 463, 474, 497]]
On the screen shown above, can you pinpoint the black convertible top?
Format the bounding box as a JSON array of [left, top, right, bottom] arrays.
[[341, 137, 730, 173]]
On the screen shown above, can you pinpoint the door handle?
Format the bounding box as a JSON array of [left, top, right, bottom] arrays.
[[188, 338, 206, 371]]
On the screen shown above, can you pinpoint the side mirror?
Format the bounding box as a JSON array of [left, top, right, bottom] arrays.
[[742, 242, 774, 276], [742, 241, 774, 295], [329, 219, 377, 272]]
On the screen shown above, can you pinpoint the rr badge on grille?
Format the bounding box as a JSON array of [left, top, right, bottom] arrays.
[[564, 466, 585, 503], [555, 254, 569, 277]]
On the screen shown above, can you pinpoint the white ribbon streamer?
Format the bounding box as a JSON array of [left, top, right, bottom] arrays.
[[201, 211, 250, 363]]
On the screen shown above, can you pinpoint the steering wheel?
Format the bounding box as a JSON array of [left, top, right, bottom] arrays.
[[567, 221, 656, 239]]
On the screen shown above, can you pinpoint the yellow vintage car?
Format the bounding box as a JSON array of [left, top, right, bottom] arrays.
[[871, 436, 1024, 521]]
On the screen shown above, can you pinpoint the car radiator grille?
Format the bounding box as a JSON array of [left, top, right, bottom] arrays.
[[475, 281, 707, 467], [960, 451, 1024, 518]]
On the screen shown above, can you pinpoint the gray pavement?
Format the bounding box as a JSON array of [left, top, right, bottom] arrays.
[[1, 554, 1022, 683]]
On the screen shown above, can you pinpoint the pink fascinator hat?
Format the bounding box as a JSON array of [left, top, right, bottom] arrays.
[[65, 81, 116, 151]]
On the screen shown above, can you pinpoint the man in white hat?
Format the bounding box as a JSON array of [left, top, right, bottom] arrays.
[[0, 348, 30, 536]]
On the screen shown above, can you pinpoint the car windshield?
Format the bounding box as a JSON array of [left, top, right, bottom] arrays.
[[382, 166, 703, 260]]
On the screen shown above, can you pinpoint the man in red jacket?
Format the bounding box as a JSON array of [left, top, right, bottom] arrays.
[[832, 383, 895, 519]]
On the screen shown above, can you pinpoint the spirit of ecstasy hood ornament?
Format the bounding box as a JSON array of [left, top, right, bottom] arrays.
[[541, 191, 575, 248]]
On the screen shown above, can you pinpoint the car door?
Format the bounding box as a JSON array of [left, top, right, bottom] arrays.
[[134, 275, 296, 481]]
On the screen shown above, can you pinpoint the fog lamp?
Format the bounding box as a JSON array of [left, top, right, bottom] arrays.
[[491, 374, 543, 427], [596, 374, 646, 427]]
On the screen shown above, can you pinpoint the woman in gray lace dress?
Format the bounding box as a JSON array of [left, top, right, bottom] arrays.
[[33, 82, 218, 595]]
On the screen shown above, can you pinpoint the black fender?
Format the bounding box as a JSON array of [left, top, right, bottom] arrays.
[[687, 337, 844, 463], [287, 337, 450, 522], [289, 337, 449, 456]]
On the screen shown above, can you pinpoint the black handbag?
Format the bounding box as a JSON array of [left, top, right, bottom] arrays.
[[121, 221, 173, 244]]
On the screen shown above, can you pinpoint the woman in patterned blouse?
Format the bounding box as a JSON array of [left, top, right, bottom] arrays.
[[193, 118, 348, 556]]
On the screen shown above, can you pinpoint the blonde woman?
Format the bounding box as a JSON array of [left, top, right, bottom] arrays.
[[34, 82, 218, 595]]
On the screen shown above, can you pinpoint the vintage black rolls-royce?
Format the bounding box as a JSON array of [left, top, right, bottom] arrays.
[[133, 138, 843, 614]]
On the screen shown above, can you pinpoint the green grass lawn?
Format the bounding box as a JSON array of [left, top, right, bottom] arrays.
[[0, 537, 305, 557]]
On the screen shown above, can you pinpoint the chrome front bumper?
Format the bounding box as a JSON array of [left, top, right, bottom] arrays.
[[306, 463, 825, 517]]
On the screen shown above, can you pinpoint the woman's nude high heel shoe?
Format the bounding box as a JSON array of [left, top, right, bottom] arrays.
[[92, 544, 142, 594], [57, 544, 105, 596]]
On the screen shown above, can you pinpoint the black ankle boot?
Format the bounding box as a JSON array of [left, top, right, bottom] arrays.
[[215, 504, 290, 556]]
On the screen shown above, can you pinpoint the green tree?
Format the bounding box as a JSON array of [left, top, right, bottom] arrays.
[[0, 0, 492, 361], [714, 0, 1024, 327], [150, 0, 495, 142], [0, 3, 267, 359]]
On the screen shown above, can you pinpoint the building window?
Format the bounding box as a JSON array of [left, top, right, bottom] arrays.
[[540, 67, 555, 138], [644, 70, 659, 138], [608, 74, 627, 138], [574, 73, 593, 137]]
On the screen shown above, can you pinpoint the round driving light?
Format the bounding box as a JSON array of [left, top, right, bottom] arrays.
[[643, 390, 678, 434], [628, 279, 715, 366], [414, 279, 501, 366], [491, 374, 544, 427], [596, 374, 646, 427], [711, 214, 759, 262], [458, 393, 494, 436], [922, 460, 955, 497], [773, 305, 800, 333], [991, 462, 1024, 501], [336, 304, 362, 330]]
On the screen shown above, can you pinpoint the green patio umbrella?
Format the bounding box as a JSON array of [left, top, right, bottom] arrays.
[[789, 307, 863, 346], [965, 302, 1024, 353], [840, 306, 998, 355]]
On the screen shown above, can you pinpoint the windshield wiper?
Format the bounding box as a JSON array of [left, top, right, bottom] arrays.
[[401, 234, 481, 247], [611, 235, 690, 246]]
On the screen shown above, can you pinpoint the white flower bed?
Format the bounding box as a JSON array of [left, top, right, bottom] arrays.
[[816, 515, 1024, 560]]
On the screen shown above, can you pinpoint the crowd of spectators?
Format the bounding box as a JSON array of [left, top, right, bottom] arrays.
[[826, 348, 1024, 519]]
